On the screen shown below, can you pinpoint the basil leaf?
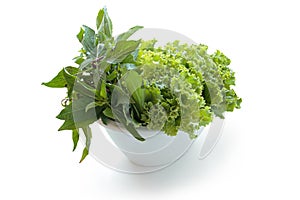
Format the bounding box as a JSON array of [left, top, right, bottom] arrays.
[[72, 129, 79, 151], [77, 27, 84, 43], [79, 126, 92, 163], [79, 148, 89, 163], [42, 69, 66, 88], [58, 118, 76, 131]]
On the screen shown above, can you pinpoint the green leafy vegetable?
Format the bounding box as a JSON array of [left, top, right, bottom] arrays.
[[42, 7, 242, 163]]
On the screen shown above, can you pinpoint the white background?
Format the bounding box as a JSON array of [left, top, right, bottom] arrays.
[[0, 0, 299, 199]]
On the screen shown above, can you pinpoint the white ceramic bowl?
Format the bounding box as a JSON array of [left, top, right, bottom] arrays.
[[98, 120, 203, 167]]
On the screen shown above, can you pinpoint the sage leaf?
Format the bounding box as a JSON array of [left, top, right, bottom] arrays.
[[82, 25, 96, 55], [96, 7, 112, 39], [106, 40, 141, 64], [116, 26, 143, 42]]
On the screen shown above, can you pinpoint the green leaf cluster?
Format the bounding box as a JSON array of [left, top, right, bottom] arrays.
[[42, 7, 242, 162]]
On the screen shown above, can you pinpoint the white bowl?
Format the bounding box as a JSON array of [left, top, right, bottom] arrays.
[[98, 120, 203, 167]]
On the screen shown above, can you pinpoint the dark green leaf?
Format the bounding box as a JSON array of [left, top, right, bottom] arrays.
[[77, 27, 84, 43], [42, 69, 66, 88], [79, 148, 89, 163], [79, 126, 92, 163], [103, 107, 114, 119], [58, 97, 99, 129], [122, 71, 144, 112], [72, 129, 79, 151], [99, 80, 107, 99], [56, 103, 73, 120], [96, 9, 104, 30], [106, 70, 117, 81], [73, 56, 85, 65], [58, 118, 76, 131]]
